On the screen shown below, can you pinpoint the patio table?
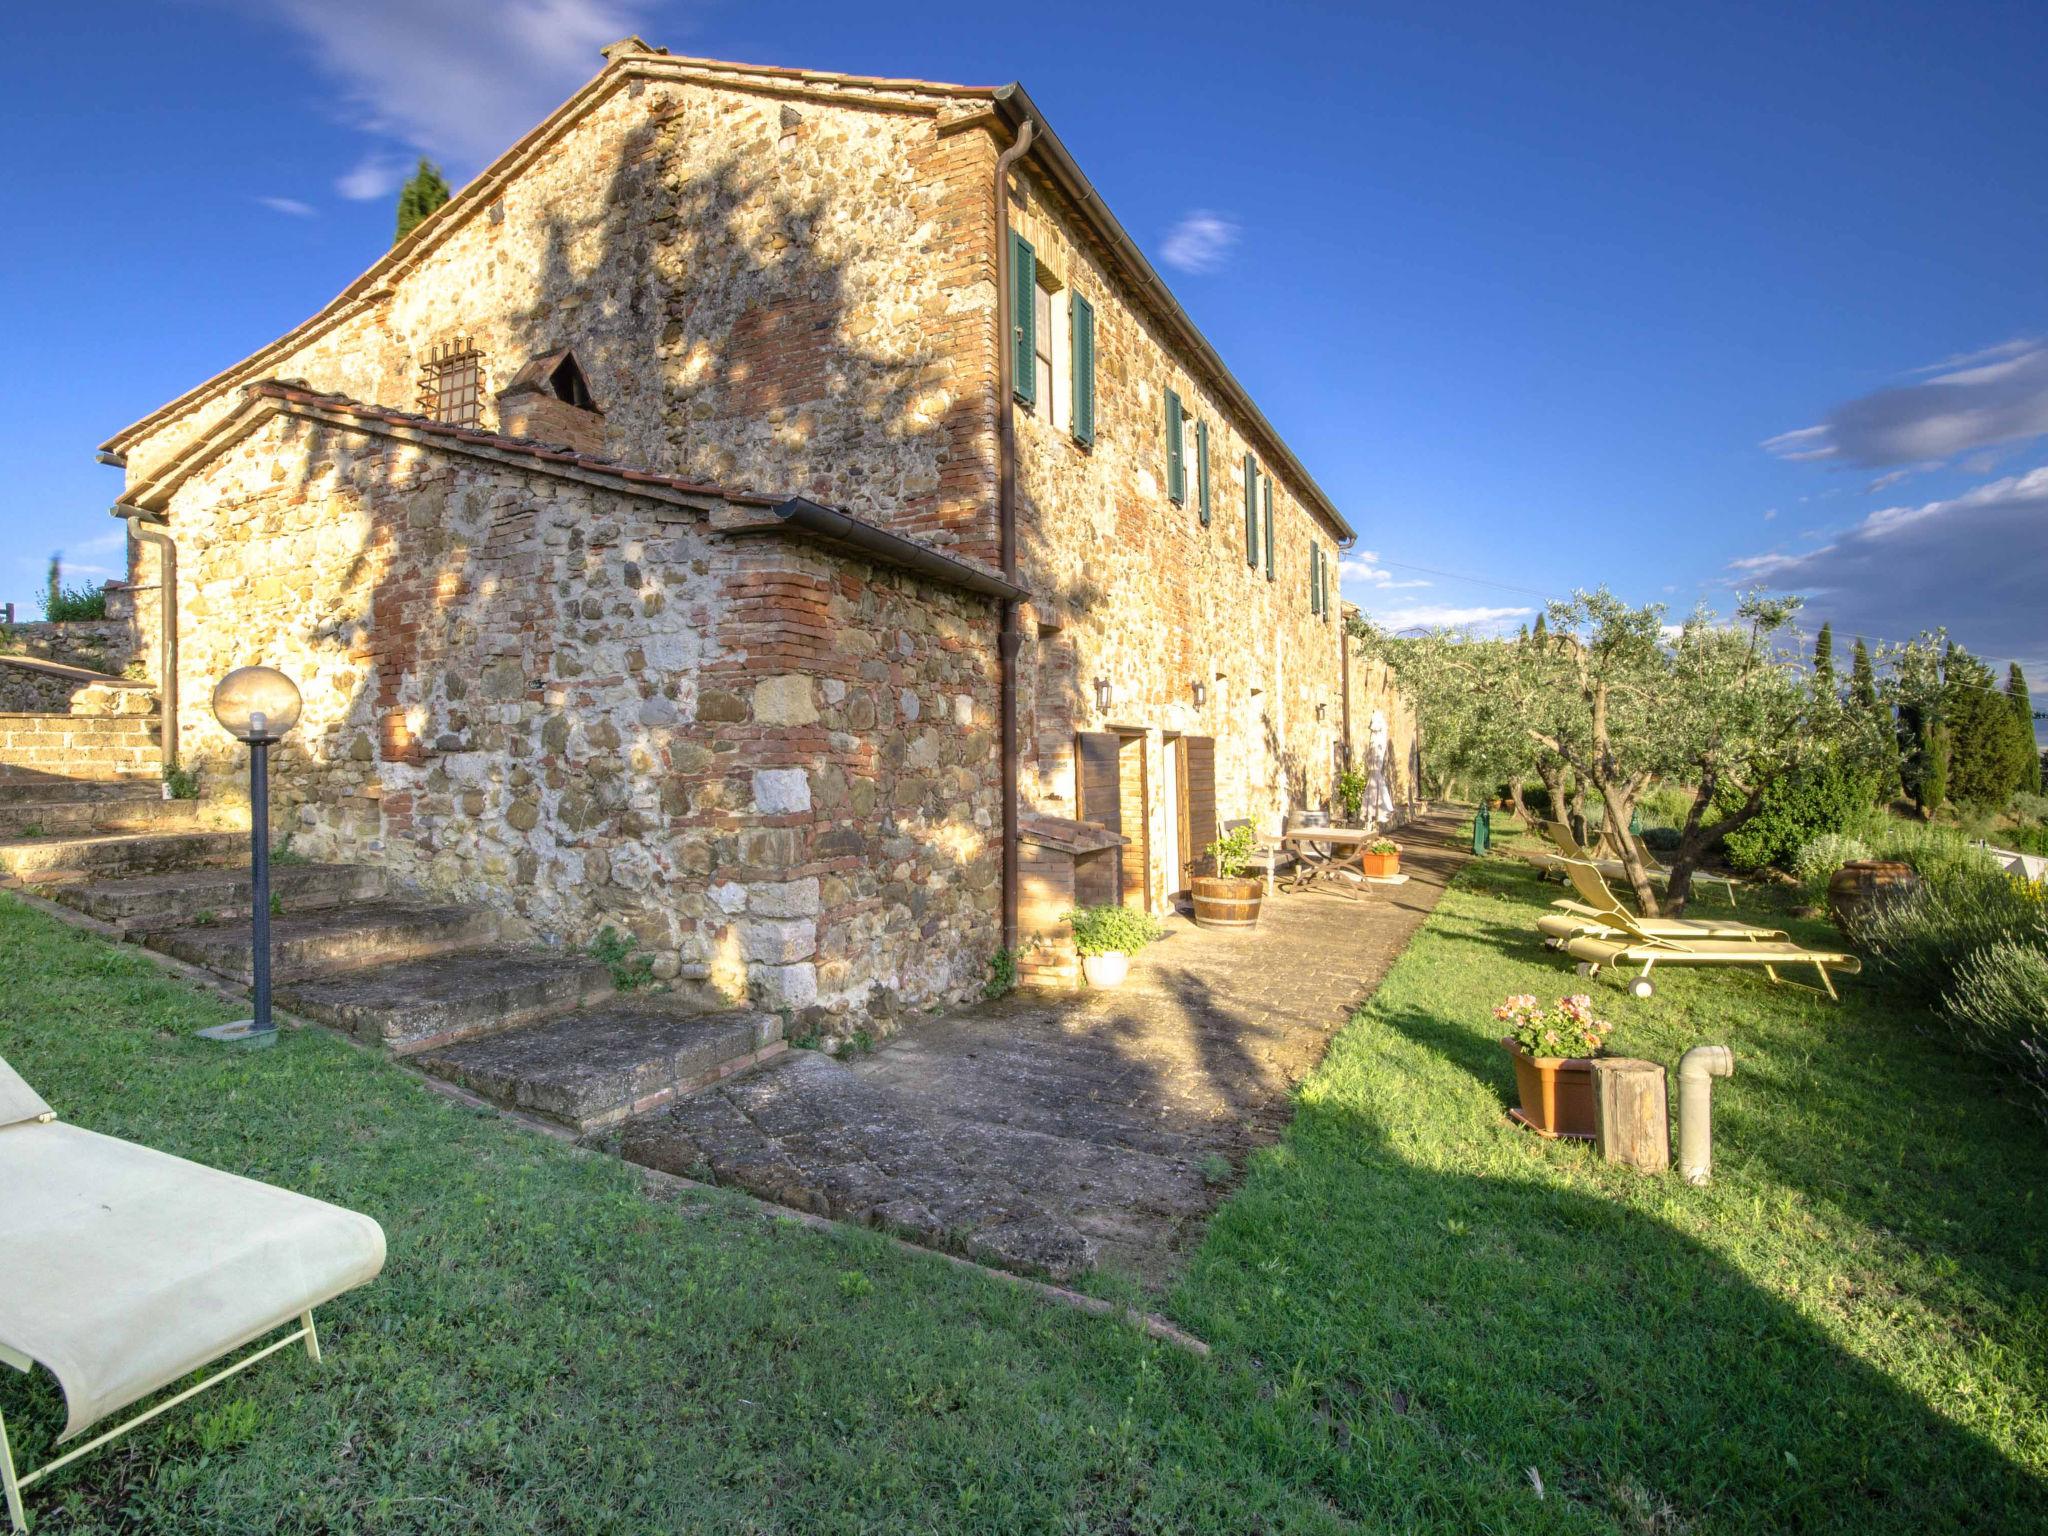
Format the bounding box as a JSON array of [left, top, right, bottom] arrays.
[[1276, 826, 1381, 899]]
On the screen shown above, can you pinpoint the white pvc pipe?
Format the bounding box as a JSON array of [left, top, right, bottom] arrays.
[[1677, 1044, 1734, 1185]]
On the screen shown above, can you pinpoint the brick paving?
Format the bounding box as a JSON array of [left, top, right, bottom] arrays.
[[615, 811, 1471, 1285]]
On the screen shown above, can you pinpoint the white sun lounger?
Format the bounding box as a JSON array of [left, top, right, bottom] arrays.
[[0, 1055, 385, 1533]]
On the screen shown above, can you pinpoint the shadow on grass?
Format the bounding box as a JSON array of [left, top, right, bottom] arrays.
[[1179, 1056, 2048, 1531]]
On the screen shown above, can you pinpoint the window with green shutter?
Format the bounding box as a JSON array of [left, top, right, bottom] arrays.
[[1012, 234, 1037, 407], [1310, 542, 1321, 615], [1263, 480, 1275, 581], [1196, 419, 1211, 525], [1070, 294, 1095, 445], [1244, 455, 1259, 567], [1165, 389, 1185, 504]]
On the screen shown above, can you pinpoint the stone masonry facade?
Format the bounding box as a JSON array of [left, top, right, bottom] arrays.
[[104, 45, 1414, 1026], [152, 403, 1000, 1021]]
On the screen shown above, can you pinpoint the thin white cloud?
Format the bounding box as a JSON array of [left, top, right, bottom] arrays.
[[1365, 602, 1534, 635], [1764, 338, 2048, 468], [336, 151, 412, 202], [1339, 551, 1430, 591], [1762, 507, 1777, 520], [228, 0, 667, 185], [256, 195, 317, 217], [1726, 465, 2048, 676], [1160, 211, 1240, 274]]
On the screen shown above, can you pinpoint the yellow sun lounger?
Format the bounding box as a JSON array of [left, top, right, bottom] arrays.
[[1514, 820, 1644, 885], [1538, 858, 1784, 944], [1557, 905, 1862, 1001], [0, 1055, 385, 1533]]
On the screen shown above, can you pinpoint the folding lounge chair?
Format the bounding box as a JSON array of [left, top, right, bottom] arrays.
[[1625, 828, 1739, 909], [0, 1055, 385, 1533], [1557, 905, 1862, 1001], [1514, 821, 1642, 886], [1536, 857, 1785, 946]]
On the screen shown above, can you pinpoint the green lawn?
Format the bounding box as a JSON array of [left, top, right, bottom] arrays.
[[3, 849, 2044, 1532]]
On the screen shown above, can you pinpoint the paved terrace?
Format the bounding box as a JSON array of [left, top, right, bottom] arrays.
[[613, 811, 1469, 1287]]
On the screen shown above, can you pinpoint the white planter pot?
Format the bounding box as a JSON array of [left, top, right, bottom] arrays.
[[1081, 951, 1130, 988]]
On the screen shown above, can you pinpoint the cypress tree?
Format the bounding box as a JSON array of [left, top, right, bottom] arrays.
[[1918, 719, 1950, 818], [1813, 621, 1835, 687], [1849, 637, 1878, 708], [394, 159, 451, 244], [2008, 663, 2042, 795]]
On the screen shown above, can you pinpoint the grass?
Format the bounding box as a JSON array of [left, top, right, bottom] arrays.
[[3, 836, 2046, 1531]]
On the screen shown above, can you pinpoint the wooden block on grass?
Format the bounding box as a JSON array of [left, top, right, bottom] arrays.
[[1592, 1057, 1669, 1174]]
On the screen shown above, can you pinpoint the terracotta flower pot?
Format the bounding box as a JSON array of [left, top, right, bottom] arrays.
[[1501, 1038, 1597, 1139], [1827, 860, 1920, 938], [1081, 951, 1130, 988], [1361, 851, 1400, 879], [1190, 876, 1263, 929]]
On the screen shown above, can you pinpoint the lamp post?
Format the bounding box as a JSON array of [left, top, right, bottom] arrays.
[[197, 666, 302, 1046]]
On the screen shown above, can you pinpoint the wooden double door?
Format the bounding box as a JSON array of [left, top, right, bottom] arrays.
[[1076, 731, 1217, 909]]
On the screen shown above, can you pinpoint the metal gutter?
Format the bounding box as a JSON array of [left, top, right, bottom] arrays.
[[990, 83, 1354, 549]]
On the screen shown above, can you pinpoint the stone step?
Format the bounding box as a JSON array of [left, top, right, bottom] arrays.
[[414, 1000, 784, 1133], [278, 947, 617, 1055], [0, 829, 248, 882], [613, 1049, 1133, 1281], [54, 862, 388, 931], [0, 795, 238, 838], [143, 901, 507, 985], [0, 776, 163, 805]]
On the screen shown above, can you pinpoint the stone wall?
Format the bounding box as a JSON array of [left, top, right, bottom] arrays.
[[0, 617, 143, 712], [1002, 162, 1384, 909], [160, 412, 1002, 1025], [118, 70, 1000, 563]]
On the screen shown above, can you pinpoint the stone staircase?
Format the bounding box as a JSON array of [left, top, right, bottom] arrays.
[[0, 759, 784, 1134]]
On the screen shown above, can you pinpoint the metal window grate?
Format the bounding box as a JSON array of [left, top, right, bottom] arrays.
[[418, 339, 485, 427]]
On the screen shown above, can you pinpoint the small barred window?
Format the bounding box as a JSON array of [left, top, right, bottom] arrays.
[[418, 339, 485, 427]]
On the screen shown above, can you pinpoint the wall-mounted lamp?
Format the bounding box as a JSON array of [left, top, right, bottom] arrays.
[[1316, 702, 1328, 721], [1093, 677, 1112, 712], [1191, 679, 1206, 708]]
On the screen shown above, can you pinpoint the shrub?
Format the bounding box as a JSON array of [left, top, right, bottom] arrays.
[[1720, 755, 1877, 873], [1519, 783, 1553, 820], [1943, 923, 2048, 1116], [41, 580, 108, 623], [1204, 824, 1257, 880], [1334, 769, 1367, 821], [983, 947, 1016, 1000], [1850, 850, 2033, 1006], [1641, 826, 1681, 854], [1064, 904, 1165, 957], [2008, 791, 2048, 827], [1791, 832, 1874, 899], [1637, 782, 1693, 830], [1493, 993, 1613, 1060]]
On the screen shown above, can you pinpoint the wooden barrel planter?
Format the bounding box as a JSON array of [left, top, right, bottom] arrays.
[[1828, 860, 1920, 936], [1190, 876, 1263, 929]]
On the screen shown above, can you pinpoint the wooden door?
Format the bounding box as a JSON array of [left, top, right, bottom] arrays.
[[1183, 736, 1218, 875], [1076, 731, 1124, 899]]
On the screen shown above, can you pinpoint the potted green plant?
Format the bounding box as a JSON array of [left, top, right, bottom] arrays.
[[1361, 836, 1401, 879], [1495, 993, 1613, 1139], [1065, 904, 1166, 987], [1190, 824, 1263, 928], [1334, 769, 1368, 826]]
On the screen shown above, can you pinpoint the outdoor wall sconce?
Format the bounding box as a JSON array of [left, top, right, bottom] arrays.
[[199, 666, 303, 1046], [1093, 677, 1112, 711], [1316, 702, 1328, 720], [1191, 680, 1207, 707]]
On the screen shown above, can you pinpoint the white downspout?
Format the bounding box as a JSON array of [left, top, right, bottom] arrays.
[[1677, 1045, 1734, 1185]]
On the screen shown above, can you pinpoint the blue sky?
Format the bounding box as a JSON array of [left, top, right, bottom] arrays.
[[2, 0, 2043, 694]]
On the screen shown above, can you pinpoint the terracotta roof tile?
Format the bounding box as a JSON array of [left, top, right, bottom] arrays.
[[242, 381, 781, 506]]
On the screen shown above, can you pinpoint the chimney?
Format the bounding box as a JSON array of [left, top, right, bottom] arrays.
[[496, 349, 606, 457]]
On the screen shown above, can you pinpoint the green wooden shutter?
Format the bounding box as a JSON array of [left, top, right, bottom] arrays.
[[1165, 389, 1185, 504], [1322, 546, 1333, 622], [1196, 419, 1211, 526], [1244, 455, 1259, 566], [1310, 542, 1321, 614], [1012, 234, 1036, 407], [1070, 295, 1095, 445], [1263, 480, 1275, 581]]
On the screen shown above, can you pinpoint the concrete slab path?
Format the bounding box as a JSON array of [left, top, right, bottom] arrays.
[[617, 811, 1471, 1286]]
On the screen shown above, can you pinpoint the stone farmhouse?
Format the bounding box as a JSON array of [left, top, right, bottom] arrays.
[[93, 41, 1416, 1027]]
